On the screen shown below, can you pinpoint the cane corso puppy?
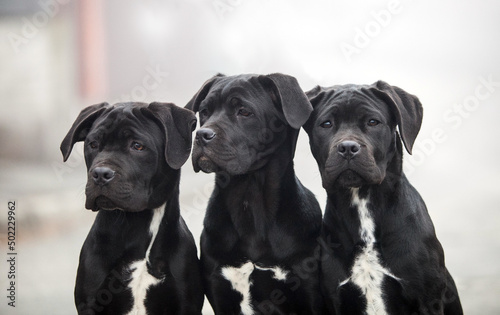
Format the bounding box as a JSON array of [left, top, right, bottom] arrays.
[[61, 102, 203, 314], [186, 73, 325, 314], [304, 81, 462, 314]]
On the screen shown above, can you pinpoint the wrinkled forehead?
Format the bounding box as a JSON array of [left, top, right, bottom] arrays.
[[90, 104, 160, 138], [208, 75, 269, 102], [319, 86, 394, 121]]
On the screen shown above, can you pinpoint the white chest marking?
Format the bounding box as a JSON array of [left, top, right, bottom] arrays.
[[342, 188, 400, 315], [221, 262, 255, 315], [221, 262, 289, 315], [125, 206, 165, 315], [254, 265, 289, 281]]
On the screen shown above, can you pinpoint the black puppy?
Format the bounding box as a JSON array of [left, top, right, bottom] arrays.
[[304, 81, 462, 315], [186, 73, 325, 314], [61, 102, 203, 315]]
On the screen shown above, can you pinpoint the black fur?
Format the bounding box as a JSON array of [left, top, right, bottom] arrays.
[[61, 102, 203, 314], [304, 82, 462, 314], [186, 73, 325, 314]]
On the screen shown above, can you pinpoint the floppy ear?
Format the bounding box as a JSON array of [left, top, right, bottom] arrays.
[[60, 102, 109, 162], [305, 85, 327, 108], [144, 102, 197, 170], [302, 86, 327, 133], [185, 73, 225, 112], [258, 73, 313, 129], [369, 81, 423, 154]]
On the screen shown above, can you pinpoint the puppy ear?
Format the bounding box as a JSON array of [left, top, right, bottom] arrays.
[[302, 86, 327, 133], [145, 102, 197, 170], [369, 81, 423, 154], [185, 73, 225, 112], [259, 73, 313, 129], [305, 85, 327, 108], [60, 102, 109, 162]]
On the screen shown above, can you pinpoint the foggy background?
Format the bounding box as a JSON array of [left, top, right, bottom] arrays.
[[1, 0, 499, 314]]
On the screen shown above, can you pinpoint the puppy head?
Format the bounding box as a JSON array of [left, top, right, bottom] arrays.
[[60, 102, 196, 212], [304, 81, 422, 191], [185, 73, 312, 175]]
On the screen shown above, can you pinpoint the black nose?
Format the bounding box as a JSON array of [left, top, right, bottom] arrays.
[[338, 141, 361, 160], [92, 167, 115, 185], [196, 128, 216, 145]]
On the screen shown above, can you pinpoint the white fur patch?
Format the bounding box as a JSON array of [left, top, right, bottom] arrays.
[[221, 262, 289, 315], [254, 265, 289, 281], [221, 262, 255, 315], [125, 206, 165, 315], [341, 188, 400, 315]]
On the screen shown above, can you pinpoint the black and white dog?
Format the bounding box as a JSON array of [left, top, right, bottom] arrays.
[[304, 81, 462, 314], [61, 102, 204, 314], [186, 73, 325, 314]]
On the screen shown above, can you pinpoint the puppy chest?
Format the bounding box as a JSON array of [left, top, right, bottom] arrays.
[[124, 206, 166, 315], [343, 188, 400, 315], [349, 246, 390, 315], [220, 261, 290, 315]]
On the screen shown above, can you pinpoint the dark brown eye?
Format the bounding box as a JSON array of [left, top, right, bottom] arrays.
[[132, 142, 145, 151], [367, 119, 380, 126], [320, 120, 333, 128], [89, 141, 98, 149], [237, 108, 253, 117]]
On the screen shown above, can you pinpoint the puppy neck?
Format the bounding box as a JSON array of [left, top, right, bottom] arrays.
[[149, 167, 182, 221], [92, 202, 168, 254], [325, 176, 402, 226], [213, 139, 299, 240]]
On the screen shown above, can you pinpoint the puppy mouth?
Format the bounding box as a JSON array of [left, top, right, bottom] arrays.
[[334, 169, 365, 188], [323, 159, 376, 189], [192, 143, 235, 174], [88, 196, 122, 211], [85, 182, 130, 211], [191, 138, 264, 175], [323, 163, 383, 189], [194, 155, 220, 173]]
